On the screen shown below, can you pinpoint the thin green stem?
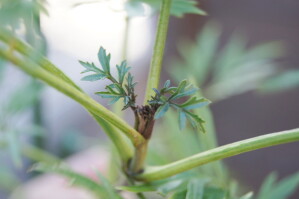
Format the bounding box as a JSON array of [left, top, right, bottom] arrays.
[[0, 28, 81, 91], [0, 47, 145, 148], [136, 128, 299, 182], [190, 77, 226, 183], [144, 0, 172, 104]]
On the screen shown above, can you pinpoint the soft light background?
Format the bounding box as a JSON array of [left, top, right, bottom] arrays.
[[1, 0, 299, 198]]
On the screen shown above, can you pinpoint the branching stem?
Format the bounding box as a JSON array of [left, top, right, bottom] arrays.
[[129, 0, 172, 176], [136, 128, 299, 181], [0, 46, 145, 148]]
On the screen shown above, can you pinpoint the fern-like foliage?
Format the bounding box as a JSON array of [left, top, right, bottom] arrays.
[[80, 47, 210, 133], [80, 47, 137, 110], [149, 80, 210, 132]]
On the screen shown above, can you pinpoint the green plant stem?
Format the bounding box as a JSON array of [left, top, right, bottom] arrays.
[[144, 0, 172, 104], [130, 141, 149, 174], [0, 48, 145, 148], [92, 114, 133, 163], [190, 77, 227, 183], [136, 128, 299, 182], [128, 0, 172, 177], [0, 30, 135, 163]]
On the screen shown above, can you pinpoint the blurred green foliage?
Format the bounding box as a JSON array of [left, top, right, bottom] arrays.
[[172, 22, 299, 101], [0, 1, 299, 199]]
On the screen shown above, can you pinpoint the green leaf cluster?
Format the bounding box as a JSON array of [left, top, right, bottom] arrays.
[[80, 47, 137, 110], [148, 80, 210, 132]]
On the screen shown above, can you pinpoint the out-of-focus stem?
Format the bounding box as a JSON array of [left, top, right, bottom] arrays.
[[137, 128, 299, 181]]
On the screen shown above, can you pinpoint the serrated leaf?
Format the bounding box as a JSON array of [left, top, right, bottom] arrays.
[[185, 111, 206, 133], [164, 80, 171, 88], [30, 163, 110, 198], [116, 61, 130, 84], [108, 96, 122, 105], [183, 98, 210, 110], [155, 102, 170, 119], [79, 61, 102, 73], [81, 74, 105, 81], [169, 80, 188, 100], [171, 87, 198, 100], [98, 47, 111, 74]]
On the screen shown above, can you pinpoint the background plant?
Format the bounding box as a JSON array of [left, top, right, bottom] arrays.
[[0, 0, 299, 199]]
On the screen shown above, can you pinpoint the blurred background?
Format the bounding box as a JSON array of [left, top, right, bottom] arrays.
[[0, 0, 299, 198]]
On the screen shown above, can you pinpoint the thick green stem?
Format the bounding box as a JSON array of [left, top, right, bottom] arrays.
[[0, 29, 135, 163], [144, 0, 172, 104], [136, 128, 299, 181], [0, 48, 145, 148], [130, 141, 148, 174]]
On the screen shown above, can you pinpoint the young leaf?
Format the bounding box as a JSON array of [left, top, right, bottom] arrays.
[[116, 61, 131, 84], [155, 102, 170, 119], [98, 47, 111, 74], [81, 74, 105, 81], [80, 47, 137, 110], [79, 61, 102, 73], [149, 79, 209, 131]]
